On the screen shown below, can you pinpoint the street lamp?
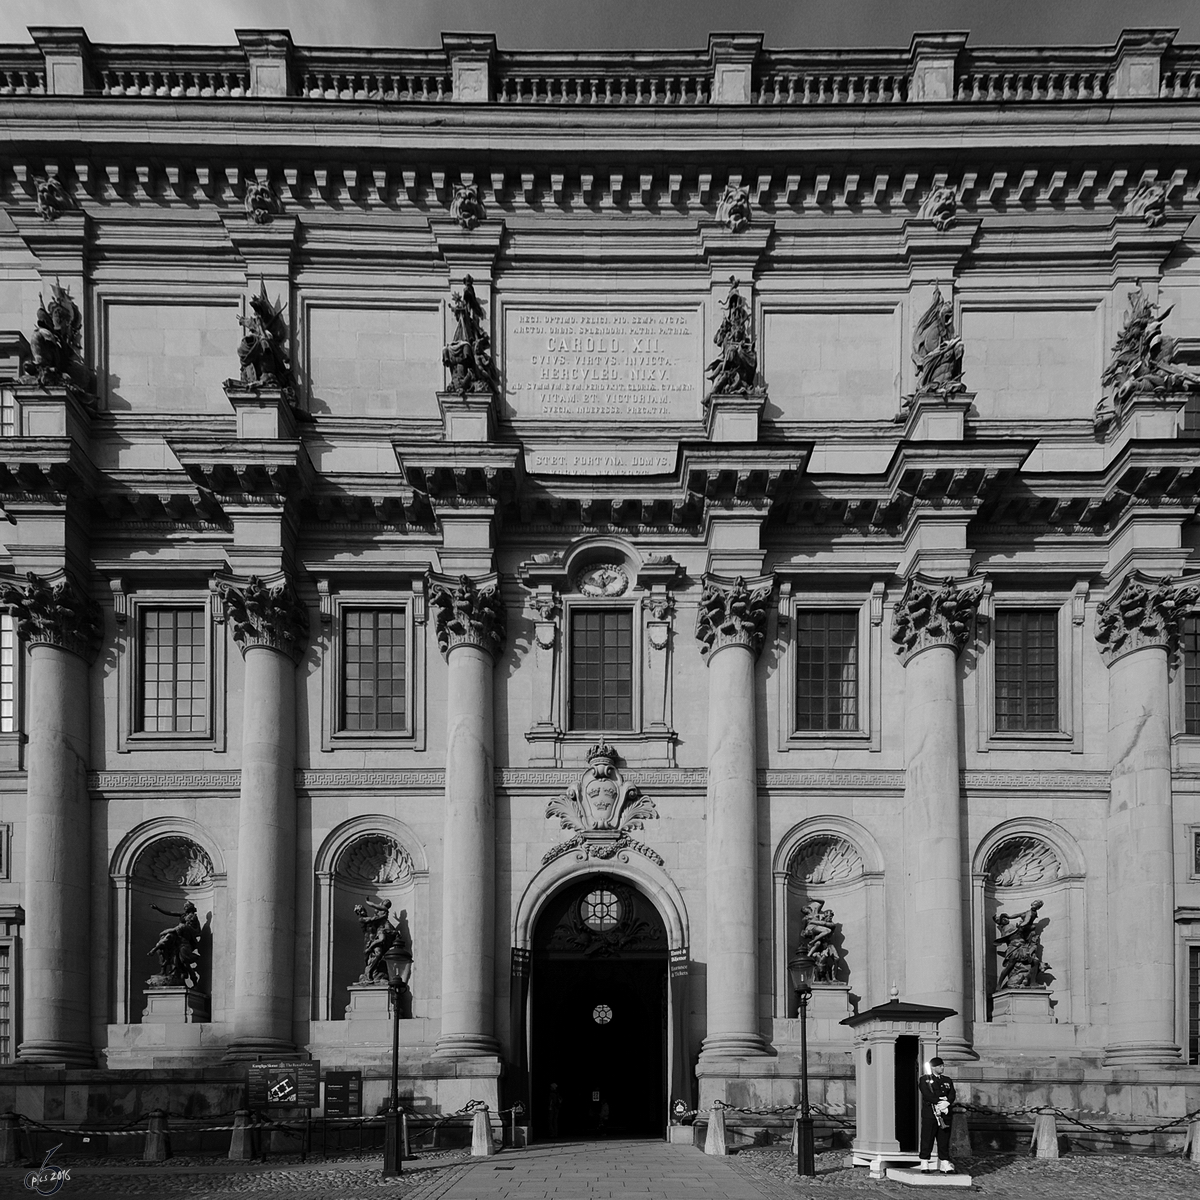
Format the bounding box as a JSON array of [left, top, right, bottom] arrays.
[[788, 952, 816, 1177], [382, 941, 414, 1179]]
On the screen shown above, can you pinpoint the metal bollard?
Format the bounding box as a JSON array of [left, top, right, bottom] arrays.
[[471, 1106, 495, 1157], [401, 1111, 409, 1160], [228, 1110, 256, 1162], [704, 1106, 728, 1156], [143, 1109, 170, 1162], [1031, 1113, 1059, 1159], [0, 1111, 18, 1166]]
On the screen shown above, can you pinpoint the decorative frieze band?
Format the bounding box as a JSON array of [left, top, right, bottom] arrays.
[[695, 574, 773, 660], [1, 571, 103, 663], [428, 572, 507, 661], [891, 575, 985, 664], [1094, 572, 1200, 663], [218, 574, 310, 663]]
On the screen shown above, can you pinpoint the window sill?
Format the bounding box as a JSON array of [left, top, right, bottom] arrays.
[[525, 727, 676, 768], [120, 732, 220, 753], [323, 730, 418, 752]]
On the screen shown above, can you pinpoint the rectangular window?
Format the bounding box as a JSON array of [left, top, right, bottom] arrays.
[[794, 610, 859, 732], [342, 609, 406, 732], [1185, 616, 1200, 735], [0, 943, 10, 1065], [994, 609, 1059, 732], [1191, 945, 1200, 1066], [137, 607, 207, 733], [0, 388, 13, 439], [570, 609, 633, 731], [0, 614, 15, 734]]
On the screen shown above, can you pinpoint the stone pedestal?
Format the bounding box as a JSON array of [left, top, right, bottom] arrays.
[[224, 384, 299, 439], [142, 986, 210, 1024], [990, 987, 1053, 1024], [705, 392, 764, 442], [902, 393, 973, 442], [438, 390, 495, 441], [12, 382, 94, 442], [344, 982, 394, 1043], [1109, 392, 1187, 441]]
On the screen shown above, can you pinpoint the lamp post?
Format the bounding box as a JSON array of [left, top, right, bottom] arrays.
[[788, 953, 816, 1177], [382, 941, 414, 1179]]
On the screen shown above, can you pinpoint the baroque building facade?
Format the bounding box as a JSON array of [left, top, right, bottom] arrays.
[[0, 24, 1199, 1140]]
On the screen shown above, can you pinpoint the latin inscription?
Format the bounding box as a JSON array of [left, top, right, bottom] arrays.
[[525, 446, 675, 476], [505, 309, 702, 421]]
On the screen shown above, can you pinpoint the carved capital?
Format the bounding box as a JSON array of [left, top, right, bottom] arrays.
[[428, 572, 506, 660], [1094, 573, 1199, 663], [890, 575, 984, 663], [0, 571, 102, 662], [218, 574, 309, 663], [695, 574, 772, 660]]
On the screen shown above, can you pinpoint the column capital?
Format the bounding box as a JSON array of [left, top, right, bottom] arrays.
[[217, 573, 309, 663], [891, 574, 985, 665], [1095, 571, 1199, 664], [428, 572, 506, 661], [0, 570, 101, 663], [695, 573, 773, 661]]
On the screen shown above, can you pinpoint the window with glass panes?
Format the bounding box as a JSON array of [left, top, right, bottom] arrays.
[[794, 609, 859, 732], [570, 609, 633, 731], [994, 609, 1058, 732], [1185, 616, 1200, 735], [0, 943, 11, 1064], [0, 614, 14, 733], [341, 609, 406, 732], [137, 608, 206, 733], [0, 388, 13, 439]]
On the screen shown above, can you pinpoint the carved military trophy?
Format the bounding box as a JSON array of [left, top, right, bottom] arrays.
[[705, 277, 767, 441], [897, 285, 971, 437]]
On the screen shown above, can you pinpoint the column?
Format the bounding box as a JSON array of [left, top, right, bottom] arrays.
[[220, 575, 308, 1058], [1094, 573, 1197, 1065], [891, 576, 983, 1059], [696, 575, 772, 1057], [429, 574, 505, 1057], [2, 574, 101, 1066]]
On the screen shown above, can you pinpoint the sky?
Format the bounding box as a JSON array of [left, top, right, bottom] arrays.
[[3, 0, 1200, 50]]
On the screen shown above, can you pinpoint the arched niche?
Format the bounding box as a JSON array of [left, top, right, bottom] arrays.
[[109, 818, 227, 1025], [772, 816, 887, 1022], [970, 818, 1086, 1025], [312, 816, 428, 1021]]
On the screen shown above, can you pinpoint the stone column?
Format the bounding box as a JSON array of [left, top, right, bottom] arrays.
[[429, 574, 506, 1057], [695, 575, 772, 1057], [2, 574, 101, 1066], [1094, 573, 1197, 1065], [220, 575, 309, 1058], [891, 576, 983, 1059]]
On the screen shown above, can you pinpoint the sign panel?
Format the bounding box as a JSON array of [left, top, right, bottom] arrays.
[[504, 308, 703, 422], [525, 446, 676, 477], [247, 1060, 321, 1109], [323, 1070, 363, 1117]]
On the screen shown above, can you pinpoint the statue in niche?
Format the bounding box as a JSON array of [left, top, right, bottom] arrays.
[[797, 899, 840, 983], [705, 277, 762, 398], [22, 283, 88, 389], [354, 897, 412, 988], [233, 284, 295, 396], [909, 287, 964, 398], [993, 899, 1047, 990], [442, 274, 498, 393], [147, 900, 202, 989]]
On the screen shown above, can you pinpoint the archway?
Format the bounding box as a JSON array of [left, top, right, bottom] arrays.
[[529, 875, 668, 1139]]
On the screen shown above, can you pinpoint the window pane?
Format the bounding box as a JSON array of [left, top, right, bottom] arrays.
[[137, 608, 207, 734], [794, 610, 859, 732], [342, 609, 407, 732], [570, 609, 633, 731], [1185, 616, 1200, 736], [0, 614, 14, 734], [0, 943, 9, 1064], [994, 609, 1058, 733]]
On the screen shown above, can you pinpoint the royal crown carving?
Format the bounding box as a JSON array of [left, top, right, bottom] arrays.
[[1094, 573, 1200, 661], [428, 573, 507, 660], [891, 576, 984, 662], [219, 575, 310, 662], [695, 575, 773, 660], [0, 572, 103, 662], [543, 743, 661, 866]]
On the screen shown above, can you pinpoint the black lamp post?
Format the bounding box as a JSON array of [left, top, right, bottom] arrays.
[[381, 941, 413, 1179], [788, 953, 816, 1177]]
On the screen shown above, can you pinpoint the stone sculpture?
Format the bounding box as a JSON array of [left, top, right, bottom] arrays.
[[34, 175, 72, 221], [1094, 288, 1200, 433], [1124, 178, 1167, 227], [428, 573, 507, 660], [219, 575, 310, 662], [797, 899, 840, 983], [354, 898, 409, 985], [910, 287, 964, 397], [993, 899, 1046, 990], [891, 577, 983, 660], [695, 575, 772, 658], [450, 183, 486, 230], [443, 274, 498, 393], [233, 284, 295, 395], [244, 179, 279, 224], [918, 183, 957, 231], [147, 900, 202, 988], [705, 278, 762, 397], [0, 572, 103, 660], [21, 284, 87, 388], [716, 183, 752, 231], [1094, 575, 1200, 658]]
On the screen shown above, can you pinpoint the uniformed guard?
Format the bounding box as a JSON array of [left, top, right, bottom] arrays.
[[917, 1056, 956, 1173]]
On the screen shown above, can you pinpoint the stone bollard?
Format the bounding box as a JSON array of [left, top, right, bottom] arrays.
[[471, 1107, 495, 1157], [949, 1110, 971, 1161], [0, 1111, 18, 1166], [790, 1117, 798, 1155], [228, 1110, 256, 1162], [1031, 1113, 1059, 1159], [1183, 1119, 1200, 1163], [143, 1109, 171, 1162], [704, 1106, 728, 1156]]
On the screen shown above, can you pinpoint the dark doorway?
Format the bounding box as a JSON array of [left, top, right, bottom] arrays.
[[530, 875, 668, 1140], [894, 1035, 919, 1151]]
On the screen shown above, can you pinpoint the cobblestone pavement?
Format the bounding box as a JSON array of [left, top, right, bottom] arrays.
[[727, 1148, 1200, 1200]]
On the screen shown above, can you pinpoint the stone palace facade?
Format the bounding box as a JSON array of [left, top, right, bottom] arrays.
[[0, 24, 1199, 1139]]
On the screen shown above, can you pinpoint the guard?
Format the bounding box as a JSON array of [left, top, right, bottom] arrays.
[[918, 1057, 956, 1173]]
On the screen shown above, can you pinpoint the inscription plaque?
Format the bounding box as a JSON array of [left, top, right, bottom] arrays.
[[504, 308, 702, 421], [525, 446, 675, 476]]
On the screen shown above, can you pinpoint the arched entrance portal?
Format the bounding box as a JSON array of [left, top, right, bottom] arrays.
[[530, 875, 668, 1139]]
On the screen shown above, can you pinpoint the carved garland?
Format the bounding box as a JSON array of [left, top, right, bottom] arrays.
[[428, 573, 507, 660], [0, 572, 103, 662], [219, 575, 310, 663]]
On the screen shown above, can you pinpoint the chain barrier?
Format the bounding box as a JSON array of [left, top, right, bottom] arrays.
[[954, 1100, 1200, 1139], [675, 1100, 855, 1129]]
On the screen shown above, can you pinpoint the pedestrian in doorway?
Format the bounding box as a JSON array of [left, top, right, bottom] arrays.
[[597, 1097, 610, 1136], [918, 1057, 956, 1173], [547, 1082, 562, 1139]]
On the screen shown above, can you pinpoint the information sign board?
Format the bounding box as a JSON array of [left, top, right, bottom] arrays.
[[247, 1060, 321, 1108], [323, 1070, 363, 1117]]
